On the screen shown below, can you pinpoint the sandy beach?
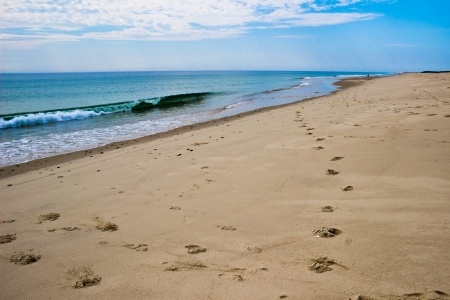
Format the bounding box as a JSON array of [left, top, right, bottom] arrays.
[[1, 73, 449, 299]]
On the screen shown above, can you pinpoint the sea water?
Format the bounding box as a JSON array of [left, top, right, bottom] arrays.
[[0, 71, 386, 166]]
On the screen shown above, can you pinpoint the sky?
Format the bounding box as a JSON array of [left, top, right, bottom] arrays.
[[1, 0, 449, 73]]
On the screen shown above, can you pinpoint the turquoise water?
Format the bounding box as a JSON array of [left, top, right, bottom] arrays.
[[0, 71, 386, 166]]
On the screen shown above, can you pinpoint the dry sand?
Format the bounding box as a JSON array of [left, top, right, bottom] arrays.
[[1, 73, 449, 299]]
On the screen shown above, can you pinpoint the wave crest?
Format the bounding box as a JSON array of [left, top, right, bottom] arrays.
[[1, 92, 214, 129]]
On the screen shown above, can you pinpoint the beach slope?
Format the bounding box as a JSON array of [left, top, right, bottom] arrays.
[[1, 73, 449, 299]]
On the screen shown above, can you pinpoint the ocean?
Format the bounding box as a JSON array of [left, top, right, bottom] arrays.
[[0, 71, 386, 167]]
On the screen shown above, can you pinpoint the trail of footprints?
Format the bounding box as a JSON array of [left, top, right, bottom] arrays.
[[0, 213, 120, 288], [300, 110, 448, 299], [2, 106, 448, 297]]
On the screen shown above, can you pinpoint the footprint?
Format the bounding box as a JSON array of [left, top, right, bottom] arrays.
[[0, 219, 16, 224], [217, 225, 236, 231], [38, 213, 60, 223], [218, 274, 245, 281], [246, 246, 262, 253], [326, 169, 340, 175], [164, 260, 207, 271], [321, 206, 335, 212], [9, 252, 41, 265], [0, 234, 16, 244], [330, 156, 344, 161], [348, 290, 449, 300], [124, 243, 148, 252], [402, 290, 449, 299], [62, 227, 80, 231], [348, 295, 376, 300], [185, 245, 207, 254], [308, 257, 335, 273], [94, 218, 118, 232], [314, 227, 342, 238], [68, 266, 102, 289]]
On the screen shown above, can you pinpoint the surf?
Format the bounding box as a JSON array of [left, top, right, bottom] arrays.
[[0, 92, 215, 129]]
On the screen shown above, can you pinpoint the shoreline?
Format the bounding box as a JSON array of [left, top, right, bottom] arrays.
[[0, 76, 371, 180], [1, 72, 448, 299]]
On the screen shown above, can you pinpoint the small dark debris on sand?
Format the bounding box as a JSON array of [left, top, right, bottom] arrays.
[[314, 227, 342, 238], [0, 234, 16, 244], [96, 221, 118, 232], [326, 169, 340, 175], [308, 257, 335, 273], [313, 146, 324, 150], [185, 245, 207, 254], [342, 186, 354, 191], [10, 253, 41, 265], [321, 206, 335, 212], [316, 138, 325, 141], [170, 206, 181, 210], [330, 156, 344, 161], [38, 213, 60, 222]]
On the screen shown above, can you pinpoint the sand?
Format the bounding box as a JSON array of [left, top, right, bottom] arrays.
[[1, 73, 449, 299]]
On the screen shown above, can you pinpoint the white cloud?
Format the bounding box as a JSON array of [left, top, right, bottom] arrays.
[[0, 0, 382, 48]]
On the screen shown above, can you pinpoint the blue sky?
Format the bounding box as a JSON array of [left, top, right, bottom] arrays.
[[1, 0, 449, 73]]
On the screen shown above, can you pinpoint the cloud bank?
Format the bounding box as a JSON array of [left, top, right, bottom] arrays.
[[0, 0, 383, 48]]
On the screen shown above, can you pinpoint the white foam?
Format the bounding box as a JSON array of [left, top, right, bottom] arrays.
[[225, 99, 253, 109], [0, 110, 101, 128]]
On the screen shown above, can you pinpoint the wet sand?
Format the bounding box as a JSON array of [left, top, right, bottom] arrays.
[[1, 73, 449, 299]]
